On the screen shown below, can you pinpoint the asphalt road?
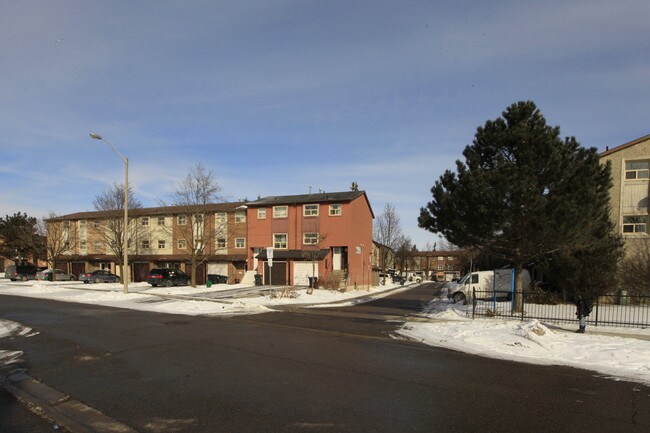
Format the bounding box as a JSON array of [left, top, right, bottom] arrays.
[[1, 283, 648, 432]]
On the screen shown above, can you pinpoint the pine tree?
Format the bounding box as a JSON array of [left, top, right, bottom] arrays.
[[418, 101, 620, 311]]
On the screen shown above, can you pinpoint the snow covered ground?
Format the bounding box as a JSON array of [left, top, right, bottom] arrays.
[[1, 279, 649, 385]]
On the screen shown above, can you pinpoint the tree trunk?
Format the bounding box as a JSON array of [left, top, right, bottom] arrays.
[[513, 261, 524, 313]]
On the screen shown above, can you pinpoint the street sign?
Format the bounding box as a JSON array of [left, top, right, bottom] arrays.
[[267, 247, 274, 267]]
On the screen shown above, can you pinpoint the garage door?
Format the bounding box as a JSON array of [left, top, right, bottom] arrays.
[[207, 262, 228, 275], [293, 262, 318, 286]]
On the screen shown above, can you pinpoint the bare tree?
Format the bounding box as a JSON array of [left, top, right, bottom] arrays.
[[395, 236, 415, 277], [39, 213, 77, 280], [373, 203, 403, 283], [93, 183, 143, 279], [166, 163, 226, 287]]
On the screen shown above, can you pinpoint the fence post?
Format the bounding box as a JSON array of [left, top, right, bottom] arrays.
[[594, 295, 599, 327], [521, 291, 525, 321], [472, 288, 475, 319]]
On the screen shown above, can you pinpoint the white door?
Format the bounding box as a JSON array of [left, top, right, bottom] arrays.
[[293, 262, 318, 286], [332, 247, 342, 271]]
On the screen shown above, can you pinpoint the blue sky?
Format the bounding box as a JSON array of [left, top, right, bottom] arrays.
[[1, 0, 648, 249]]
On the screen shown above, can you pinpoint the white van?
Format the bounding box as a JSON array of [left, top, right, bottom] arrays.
[[447, 268, 531, 303]]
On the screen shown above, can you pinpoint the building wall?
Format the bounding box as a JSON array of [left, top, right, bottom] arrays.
[[601, 136, 650, 256], [246, 194, 374, 289]]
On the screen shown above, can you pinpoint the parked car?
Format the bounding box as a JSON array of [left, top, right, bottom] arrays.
[[36, 269, 76, 281], [5, 264, 46, 281], [80, 270, 120, 284], [147, 268, 190, 287]]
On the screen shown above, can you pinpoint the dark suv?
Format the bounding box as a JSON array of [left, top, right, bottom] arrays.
[[5, 264, 46, 281], [147, 268, 190, 287]]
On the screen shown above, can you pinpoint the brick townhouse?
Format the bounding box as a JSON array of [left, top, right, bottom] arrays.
[[244, 191, 374, 289], [46, 190, 375, 288], [47, 203, 248, 285]]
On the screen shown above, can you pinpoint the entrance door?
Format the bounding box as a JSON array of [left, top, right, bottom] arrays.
[[264, 262, 286, 285], [133, 263, 150, 282]]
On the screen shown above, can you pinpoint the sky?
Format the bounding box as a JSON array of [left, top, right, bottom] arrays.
[[2, 279, 649, 385], [1, 0, 649, 248]]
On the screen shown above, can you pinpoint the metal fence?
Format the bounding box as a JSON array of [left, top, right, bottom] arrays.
[[470, 290, 650, 328]]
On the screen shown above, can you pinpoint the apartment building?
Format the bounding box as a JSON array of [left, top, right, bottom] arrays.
[[47, 203, 248, 284], [600, 134, 650, 256], [244, 191, 374, 289]]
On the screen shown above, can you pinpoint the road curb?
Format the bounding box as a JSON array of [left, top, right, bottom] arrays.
[[1, 370, 138, 433]]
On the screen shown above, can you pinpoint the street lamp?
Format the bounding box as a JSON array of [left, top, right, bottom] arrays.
[[89, 133, 129, 294]]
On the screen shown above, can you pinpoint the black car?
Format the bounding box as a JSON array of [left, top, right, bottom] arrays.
[[80, 270, 120, 284], [147, 268, 190, 287]]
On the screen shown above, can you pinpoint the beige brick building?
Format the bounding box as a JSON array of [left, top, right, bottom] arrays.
[[600, 134, 650, 256]]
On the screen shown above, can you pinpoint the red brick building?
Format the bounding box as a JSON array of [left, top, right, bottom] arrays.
[[245, 191, 374, 289]]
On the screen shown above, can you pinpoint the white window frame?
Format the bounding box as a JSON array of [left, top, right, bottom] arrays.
[[273, 206, 288, 218], [80, 220, 87, 228], [141, 240, 150, 249], [217, 238, 226, 248], [329, 204, 342, 216], [94, 242, 102, 251], [177, 240, 187, 249], [141, 217, 149, 226], [303, 204, 319, 217], [235, 211, 246, 223], [178, 215, 187, 225], [158, 240, 166, 249], [258, 208, 266, 219], [303, 233, 319, 245], [157, 216, 165, 226], [622, 215, 648, 234], [215, 212, 227, 225], [93, 221, 101, 229], [235, 238, 246, 249], [625, 160, 649, 180], [80, 241, 87, 250], [273, 233, 288, 249]]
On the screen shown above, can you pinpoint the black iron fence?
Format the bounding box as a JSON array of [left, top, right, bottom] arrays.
[[471, 289, 650, 328]]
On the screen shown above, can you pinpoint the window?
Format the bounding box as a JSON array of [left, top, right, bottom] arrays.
[[235, 238, 246, 248], [178, 215, 187, 225], [303, 233, 319, 245], [63, 221, 70, 228], [273, 233, 288, 249], [303, 204, 319, 217], [273, 206, 288, 218], [438, 264, 444, 271], [94, 242, 102, 251], [258, 208, 266, 219], [215, 212, 227, 225], [623, 215, 648, 234], [141, 217, 149, 226], [235, 211, 246, 223], [141, 240, 150, 249], [329, 204, 342, 216], [93, 221, 101, 229], [177, 240, 187, 249], [217, 238, 226, 248], [80, 220, 87, 228], [157, 216, 165, 226], [437, 256, 444, 261], [80, 241, 87, 250], [64, 241, 70, 249], [158, 240, 166, 249], [625, 161, 649, 180], [194, 214, 204, 224], [447, 256, 454, 261]]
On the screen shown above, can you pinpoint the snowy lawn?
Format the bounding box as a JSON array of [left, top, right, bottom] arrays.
[[398, 296, 650, 385]]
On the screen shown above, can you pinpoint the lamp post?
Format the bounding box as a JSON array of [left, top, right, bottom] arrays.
[[89, 133, 129, 294]]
